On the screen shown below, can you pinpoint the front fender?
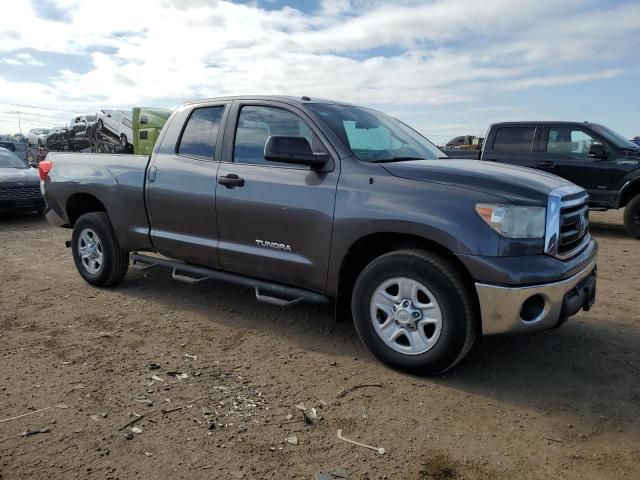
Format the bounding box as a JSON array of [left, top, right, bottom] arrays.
[[326, 160, 503, 295]]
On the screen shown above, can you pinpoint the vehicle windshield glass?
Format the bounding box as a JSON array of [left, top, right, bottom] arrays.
[[307, 103, 443, 162], [591, 125, 639, 150], [0, 151, 28, 169], [85, 116, 97, 122]]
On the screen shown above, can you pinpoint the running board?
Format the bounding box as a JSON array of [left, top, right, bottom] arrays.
[[130, 253, 329, 306]]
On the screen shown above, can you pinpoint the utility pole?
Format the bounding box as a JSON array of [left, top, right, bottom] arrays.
[[7, 110, 22, 135]]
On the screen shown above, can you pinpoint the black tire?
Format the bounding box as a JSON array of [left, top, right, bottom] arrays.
[[623, 195, 640, 239], [351, 249, 477, 374], [71, 212, 129, 287], [97, 119, 104, 131], [120, 134, 128, 146]]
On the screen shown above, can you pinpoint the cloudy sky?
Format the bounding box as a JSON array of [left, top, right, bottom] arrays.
[[0, 0, 639, 142]]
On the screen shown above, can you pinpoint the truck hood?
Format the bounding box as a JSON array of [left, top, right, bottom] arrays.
[[382, 159, 570, 204], [0, 167, 39, 186]]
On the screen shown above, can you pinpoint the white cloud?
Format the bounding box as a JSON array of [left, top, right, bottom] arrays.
[[0, 0, 638, 137], [1, 53, 45, 67]]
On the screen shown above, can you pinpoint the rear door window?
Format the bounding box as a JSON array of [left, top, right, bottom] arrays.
[[493, 127, 536, 152], [177, 106, 225, 161]]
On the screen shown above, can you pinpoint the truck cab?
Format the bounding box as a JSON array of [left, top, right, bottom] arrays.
[[481, 121, 640, 237]]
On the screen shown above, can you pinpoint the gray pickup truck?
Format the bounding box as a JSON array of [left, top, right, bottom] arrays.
[[41, 96, 598, 374]]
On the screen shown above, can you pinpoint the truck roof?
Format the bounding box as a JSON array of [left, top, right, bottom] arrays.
[[490, 121, 603, 127], [183, 95, 355, 107]]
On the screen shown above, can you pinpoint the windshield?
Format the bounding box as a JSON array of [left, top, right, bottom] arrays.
[[591, 124, 639, 150], [307, 103, 443, 162], [0, 151, 28, 169], [86, 115, 97, 122]]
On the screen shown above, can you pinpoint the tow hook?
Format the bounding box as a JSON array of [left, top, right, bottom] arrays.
[[65, 240, 72, 248]]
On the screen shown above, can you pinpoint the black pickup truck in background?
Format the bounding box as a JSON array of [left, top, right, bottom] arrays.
[[447, 121, 640, 238]]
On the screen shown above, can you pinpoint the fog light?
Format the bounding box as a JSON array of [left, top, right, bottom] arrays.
[[520, 295, 545, 322]]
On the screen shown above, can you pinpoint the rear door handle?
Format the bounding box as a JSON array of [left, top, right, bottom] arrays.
[[148, 165, 157, 182], [537, 160, 555, 168], [218, 173, 245, 188]]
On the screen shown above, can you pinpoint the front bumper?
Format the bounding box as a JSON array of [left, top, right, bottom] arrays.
[[476, 258, 597, 335], [0, 197, 45, 213]]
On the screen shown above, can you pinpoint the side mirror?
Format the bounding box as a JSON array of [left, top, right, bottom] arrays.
[[264, 136, 328, 168], [588, 144, 607, 160]]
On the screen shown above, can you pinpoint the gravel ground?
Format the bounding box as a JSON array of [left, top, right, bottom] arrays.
[[0, 210, 638, 480]]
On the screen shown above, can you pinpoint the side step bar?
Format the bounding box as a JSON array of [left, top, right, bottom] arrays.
[[130, 253, 329, 306]]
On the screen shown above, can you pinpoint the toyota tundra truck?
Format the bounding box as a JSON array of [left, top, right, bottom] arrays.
[[40, 96, 598, 374]]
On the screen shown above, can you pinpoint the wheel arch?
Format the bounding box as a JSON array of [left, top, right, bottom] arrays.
[[66, 192, 107, 226], [333, 232, 479, 322], [617, 177, 640, 208]]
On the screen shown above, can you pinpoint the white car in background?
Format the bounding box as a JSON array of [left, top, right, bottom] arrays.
[[70, 114, 98, 128], [26, 128, 50, 146], [97, 109, 133, 146]]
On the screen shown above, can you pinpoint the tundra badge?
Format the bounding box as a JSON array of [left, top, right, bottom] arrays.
[[255, 239, 292, 252]]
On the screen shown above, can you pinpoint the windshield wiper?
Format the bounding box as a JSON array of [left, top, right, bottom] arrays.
[[370, 156, 424, 163]]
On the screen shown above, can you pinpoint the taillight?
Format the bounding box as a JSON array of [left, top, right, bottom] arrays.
[[38, 160, 53, 181]]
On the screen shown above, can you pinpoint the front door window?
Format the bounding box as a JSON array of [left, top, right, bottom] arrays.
[[547, 128, 599, 156]]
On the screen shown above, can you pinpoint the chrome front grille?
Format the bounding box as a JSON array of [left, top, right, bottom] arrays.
[[0, 186, 42, 200], [545, 185, 590, 260]]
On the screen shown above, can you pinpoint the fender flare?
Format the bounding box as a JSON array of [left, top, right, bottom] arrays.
[[616, 176, 640, 208]]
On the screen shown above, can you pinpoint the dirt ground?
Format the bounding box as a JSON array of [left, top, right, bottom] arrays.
[[0, 210, 638, 480]]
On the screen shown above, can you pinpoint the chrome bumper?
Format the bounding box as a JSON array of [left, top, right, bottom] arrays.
[[476, 259, 597, 335]]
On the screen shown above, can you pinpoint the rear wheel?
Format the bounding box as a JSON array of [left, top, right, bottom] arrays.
[[71, 212, 129, 287], [623, 194, 640, 239], [351, 249, 477, 374]]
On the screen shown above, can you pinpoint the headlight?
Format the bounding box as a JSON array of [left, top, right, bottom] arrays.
[[475, 204, 546, 238]]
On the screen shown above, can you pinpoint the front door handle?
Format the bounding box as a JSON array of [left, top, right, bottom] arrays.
[[537, 160, 555, 168], [218, 173, 245, 188]]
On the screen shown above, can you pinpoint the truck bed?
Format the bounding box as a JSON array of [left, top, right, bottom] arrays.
[[442, 150, 481, 160], [44, 152, 153, 251]]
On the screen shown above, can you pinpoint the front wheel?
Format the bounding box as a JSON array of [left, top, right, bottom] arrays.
[[351, 249, 477, 374], [120, 134, 128, 146], [71, 212, 129, 287], [623, 195, 640, 239]]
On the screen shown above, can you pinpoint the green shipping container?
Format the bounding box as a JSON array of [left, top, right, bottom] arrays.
[[132, 107, 172, 155]]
